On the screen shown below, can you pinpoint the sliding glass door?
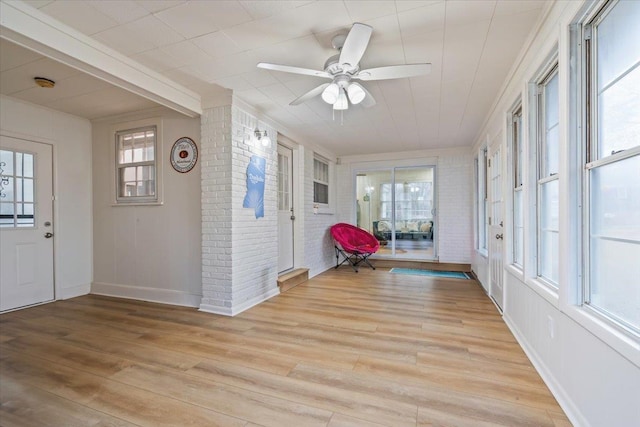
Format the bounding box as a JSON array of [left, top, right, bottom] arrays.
[[356, 166, 436, 260]]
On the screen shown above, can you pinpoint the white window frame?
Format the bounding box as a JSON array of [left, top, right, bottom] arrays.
[[111, 118, 163, 206], [312, 154, 334, 214], [563, 0, 640, 367], [476, 146, 489, 256], [510, 103, 525, 269], [582, 0, 640, 337], [536, 61, 560, 289]]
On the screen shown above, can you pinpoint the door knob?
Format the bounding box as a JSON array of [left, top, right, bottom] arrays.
[[495, 234, 503, 240], [44, 232, 54, 238]]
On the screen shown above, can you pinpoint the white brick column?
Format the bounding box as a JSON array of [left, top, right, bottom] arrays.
[[200, 104, 279, 316]]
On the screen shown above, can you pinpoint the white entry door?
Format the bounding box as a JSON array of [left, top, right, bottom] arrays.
[[0, 136, 54, 312], [277, 144, 294, 273], [489, 138, 504, 310]]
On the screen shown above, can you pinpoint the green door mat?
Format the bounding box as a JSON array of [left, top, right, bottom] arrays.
[[389, 268, 471, 279]]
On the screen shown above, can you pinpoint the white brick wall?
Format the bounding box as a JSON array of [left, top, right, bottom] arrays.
[[200, 104, 278, 315], [335, 150, 474, 264], [303, 149, 338, 277], [436, 153, 473, 263]]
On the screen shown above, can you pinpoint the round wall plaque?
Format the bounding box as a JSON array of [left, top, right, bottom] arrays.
[[170, 137, 198, 173]]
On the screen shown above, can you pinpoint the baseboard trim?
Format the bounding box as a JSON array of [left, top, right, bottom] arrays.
[[199, 287, 280, 317], [58, 283, 91, 300], [91, 282, 201, 308], [503, 313, 589, 427]]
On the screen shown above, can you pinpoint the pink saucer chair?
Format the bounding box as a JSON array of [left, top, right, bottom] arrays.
[[330, 223, 380, 272]]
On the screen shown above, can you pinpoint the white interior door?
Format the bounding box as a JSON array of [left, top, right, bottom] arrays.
[[489, 139, 504, 310], [277, 144, 294, 273], [0, 136, 54, 311]]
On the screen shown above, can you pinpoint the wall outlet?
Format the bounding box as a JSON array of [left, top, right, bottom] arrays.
[[548, 315, 555, 339]]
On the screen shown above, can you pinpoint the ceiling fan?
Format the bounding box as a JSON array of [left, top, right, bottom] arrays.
[[257, 23, 431, 111]]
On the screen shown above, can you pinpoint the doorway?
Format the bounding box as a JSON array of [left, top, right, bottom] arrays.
[[356, 166, 436, 260], [489, 137, 504, 310], [0, 136, 54, 311], [277, 144, 294, 273]]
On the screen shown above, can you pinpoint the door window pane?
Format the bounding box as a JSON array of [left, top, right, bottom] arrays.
[[0, 150, 14, 175], [358, 167, 434, 260], [0, 149, 36, 228]]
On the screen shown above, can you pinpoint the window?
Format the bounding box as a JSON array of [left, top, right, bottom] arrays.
[[379, 181, 432, 220], [313, 156, 329, 205], [116, 126, 157, 203], [537, 64, 560, 286], [0, 149, 35, 227], [476, 148, 488, 253], [583, 0, 640, 334], [511, 105, 524, 267]]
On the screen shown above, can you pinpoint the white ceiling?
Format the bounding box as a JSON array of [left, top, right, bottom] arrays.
[[1, 0, 548, 155]]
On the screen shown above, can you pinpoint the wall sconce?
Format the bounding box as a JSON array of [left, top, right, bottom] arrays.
[[313, 204, 319, 215], [247, 128, 270, 147]]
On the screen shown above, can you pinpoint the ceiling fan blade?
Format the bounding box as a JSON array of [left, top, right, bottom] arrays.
[[257, 62, 332, 79], [339, 23, 373, 67], [355, 63, 432, 81], [290, 83, 331, 106], [359, 85, 376, 108]]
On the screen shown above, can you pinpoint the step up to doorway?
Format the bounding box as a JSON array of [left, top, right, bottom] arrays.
[[277, 268, 309, 292]]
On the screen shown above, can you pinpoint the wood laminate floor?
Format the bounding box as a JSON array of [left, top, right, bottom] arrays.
[[0, 267, 571, 427]]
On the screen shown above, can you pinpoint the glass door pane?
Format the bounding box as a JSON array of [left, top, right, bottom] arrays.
[[394, 167, 435, 260], [356, 166, 436, 260], [356, 170, 393, 254]]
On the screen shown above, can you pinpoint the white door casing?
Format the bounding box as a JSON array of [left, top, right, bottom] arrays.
[[277, 144, 294, 273], [0, 136, 54, 311], [489, 138, 504, 310]]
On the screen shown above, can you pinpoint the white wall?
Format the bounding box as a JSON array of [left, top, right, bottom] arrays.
[[470, 1, 640, 425], [0, 95, 93, 299], [337, 148, 473, 264], [91, 108, 202, 307]]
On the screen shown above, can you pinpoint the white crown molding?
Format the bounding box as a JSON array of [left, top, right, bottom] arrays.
[[0, 0, 202, 117]]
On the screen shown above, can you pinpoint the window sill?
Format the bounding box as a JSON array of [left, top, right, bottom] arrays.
[[562, 304, 640, 369], [505, 264, 525, 282], [524, 277, 559, 307], [111, 201, 164, 207]]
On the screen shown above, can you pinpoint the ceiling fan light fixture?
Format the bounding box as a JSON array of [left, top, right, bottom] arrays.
[[333, 89, 349, 110], [321, 83, 340, 104], [34, 77, 55, 88], [347, 82, 366, 105]]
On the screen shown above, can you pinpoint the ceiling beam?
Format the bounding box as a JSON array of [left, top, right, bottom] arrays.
[[0, 0, 202, 117]]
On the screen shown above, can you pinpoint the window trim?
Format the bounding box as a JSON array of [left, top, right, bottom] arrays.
[[510, 103, 525, 269], [475, 146, 489, 256], [536, 61, 560, 289], [110, 118, 163, 207], [582, 0, 640, 338], [560, 0, 640, 365], [312, 153, 334, 214]]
